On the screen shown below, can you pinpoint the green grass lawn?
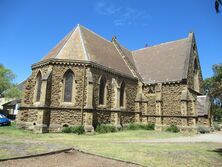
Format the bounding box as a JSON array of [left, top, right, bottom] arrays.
[[0, 124, 222, 167]]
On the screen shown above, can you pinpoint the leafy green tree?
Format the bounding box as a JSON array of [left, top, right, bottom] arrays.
[[203, 64, 222, 121], [215, 0, 222, 13], [0, 64, 22, 99], [3, 86, 23, 99]]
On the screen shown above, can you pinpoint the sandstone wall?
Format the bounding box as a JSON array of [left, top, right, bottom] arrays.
[[22, 65, 51, 106], [198, 117, 209, 126], [93, 110, 111, 125], [90, 68, 137, 126], [50, 64, 86, 108], [162, 83, 185, 116], [49, 109, 84, 125], [91, 68, 137, 111], [186, 43, 203, 93], [121, 112, 135, 124], [143, 85, 156, 115], [18, 63, 138, 132], [141, 82, 208, 128], [18, 60, 209, 133]]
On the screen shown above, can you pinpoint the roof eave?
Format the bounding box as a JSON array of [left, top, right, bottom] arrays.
[[31, 58, 137, 80]]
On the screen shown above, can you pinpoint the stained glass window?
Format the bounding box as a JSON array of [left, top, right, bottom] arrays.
[[99, 76, 106, 105], [120, 81, 125, 107], [36, 73, 42, 102], [64, 70, 74, 102]]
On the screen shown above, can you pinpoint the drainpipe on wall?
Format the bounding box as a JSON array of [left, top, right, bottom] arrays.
[[81, 65, 86, 125]]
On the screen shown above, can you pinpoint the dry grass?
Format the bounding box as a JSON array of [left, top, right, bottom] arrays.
[[0, 124, 222, 167]]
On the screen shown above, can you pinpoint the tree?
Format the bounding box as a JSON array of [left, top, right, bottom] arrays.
[[203, 64, 222, 121], [3, 86, 23, 99], [0, 64, 22, 99], [215, 0, 222, 14]]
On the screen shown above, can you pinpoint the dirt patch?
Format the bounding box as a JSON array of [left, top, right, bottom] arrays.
[[0, 150, 141, 167]]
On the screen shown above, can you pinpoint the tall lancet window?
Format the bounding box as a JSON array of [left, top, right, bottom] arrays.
[[120, 81, 125, 107], [36, 72, 42, 102], [99, 76, 106, 105], [194, 59, 199, 92], [64, 70, 74, 102]]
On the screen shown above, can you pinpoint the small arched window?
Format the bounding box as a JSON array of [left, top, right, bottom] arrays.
[[99, 76, 106, 105], [120, 81, 125, 107], [63, 70, 74, 102], [36, 72, 42, 102]]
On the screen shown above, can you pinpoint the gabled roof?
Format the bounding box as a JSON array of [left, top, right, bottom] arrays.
[[132, 33, 193, 83], [42, 25, 135, 77], [40, 24, 195, 83]]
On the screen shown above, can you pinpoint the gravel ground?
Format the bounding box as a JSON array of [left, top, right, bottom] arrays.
[[115, 131, 222, 144], [0, 150, 141, 167]]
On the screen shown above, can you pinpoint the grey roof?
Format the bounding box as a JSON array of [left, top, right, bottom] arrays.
[[42, 25, 134, 77], [132, 34, 193, 83], [40, 24, 194, 83], [117, 43, 136, 68]]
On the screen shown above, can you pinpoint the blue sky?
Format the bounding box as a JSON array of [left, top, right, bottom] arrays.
[[0, 0, 221, 83]]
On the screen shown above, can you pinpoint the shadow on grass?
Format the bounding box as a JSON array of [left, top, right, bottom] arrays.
[[211, 148, 222, 156]]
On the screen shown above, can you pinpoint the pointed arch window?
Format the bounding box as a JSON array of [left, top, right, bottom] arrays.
[[99, 76, 106, 105], [194, 59, 199, 92], [36, 72, 42, 102], [120, 81, 125, 107], [63, 70, 74, 102]]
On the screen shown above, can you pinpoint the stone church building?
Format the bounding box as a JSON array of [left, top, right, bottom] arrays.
[[17, 24, 210, 133]]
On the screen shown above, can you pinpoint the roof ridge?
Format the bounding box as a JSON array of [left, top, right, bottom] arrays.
[[111, 37, 139, 78], [78, 25, 90, 61], [54, 26, 77, 58], [78, 24, 111, 43], [41, 28, 75, 60], [132, 36, 189, 53]]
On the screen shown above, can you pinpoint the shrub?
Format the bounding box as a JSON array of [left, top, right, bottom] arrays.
[[143, 123, 155, 130], [126, 123, 139, 130], [197, 125, 210, 134], [62, 127, 72, 133], [62, 125, 85, 135], [166, 125, 180, 133], [72, 125, 85, 135], [96, 124, 117, 134], [213, 122, 221, 131], [124, 123, 155, 130]]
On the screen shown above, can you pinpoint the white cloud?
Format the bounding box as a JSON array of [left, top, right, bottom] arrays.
[[94, 1, 121, 16], [94, 1, 151, 26]]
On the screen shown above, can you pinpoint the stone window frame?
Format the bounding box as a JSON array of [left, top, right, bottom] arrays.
[[98, 75, 107, 108], [33, 70, 42, 106], [119, 80, 126, 109], [111, 78, 119, 110], [60, 69, 76, 106], [193, 58, 200, 92]]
